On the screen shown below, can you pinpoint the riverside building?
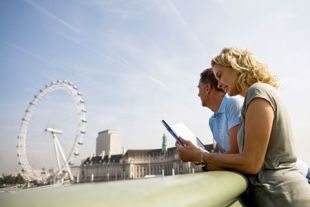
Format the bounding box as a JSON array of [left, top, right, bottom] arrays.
[[75, 130, 205, 182]]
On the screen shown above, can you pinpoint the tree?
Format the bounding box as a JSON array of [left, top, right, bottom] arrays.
[[15, 173, 25, 184], [0, 173, 26, 186]]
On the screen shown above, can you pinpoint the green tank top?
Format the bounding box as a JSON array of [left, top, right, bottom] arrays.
[[237, 82, 310, 207]]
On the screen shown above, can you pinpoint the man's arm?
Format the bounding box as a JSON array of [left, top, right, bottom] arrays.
[[225, 97, 242, 154], [225, 125, 239, 154]]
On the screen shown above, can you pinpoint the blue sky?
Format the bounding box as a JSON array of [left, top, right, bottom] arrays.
[[1, 0, 310, 174]]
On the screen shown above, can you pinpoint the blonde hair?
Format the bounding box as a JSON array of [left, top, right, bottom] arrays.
[[211, 48, 279, 92]]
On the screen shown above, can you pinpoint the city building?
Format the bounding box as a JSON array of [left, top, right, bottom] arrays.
[[73, 130, 208, 183], [96, 129, 122, 156]]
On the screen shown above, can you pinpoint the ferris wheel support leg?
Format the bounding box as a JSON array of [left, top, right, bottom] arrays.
[[54, 137, 74, 181], [52, 134, 62, 174]]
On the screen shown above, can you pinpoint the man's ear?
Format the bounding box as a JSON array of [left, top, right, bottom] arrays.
[[205, 83, 212, 95]]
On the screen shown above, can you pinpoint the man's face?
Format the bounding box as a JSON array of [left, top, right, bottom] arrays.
[[198, 81, 209, 106]]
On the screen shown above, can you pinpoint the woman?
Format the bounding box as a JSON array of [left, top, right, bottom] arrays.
[[176, 48, 310, 206]]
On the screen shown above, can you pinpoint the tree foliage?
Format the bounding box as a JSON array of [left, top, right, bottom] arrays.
[[0, 173, 25, 186]]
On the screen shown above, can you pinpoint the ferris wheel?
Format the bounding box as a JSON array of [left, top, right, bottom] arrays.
[[17, 80, 87, 183]]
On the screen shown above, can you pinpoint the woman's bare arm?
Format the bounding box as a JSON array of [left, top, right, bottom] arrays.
[[178, 98, 274, 174]]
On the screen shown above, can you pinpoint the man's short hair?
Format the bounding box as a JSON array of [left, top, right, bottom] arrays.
[[200, 68, 224, 92]]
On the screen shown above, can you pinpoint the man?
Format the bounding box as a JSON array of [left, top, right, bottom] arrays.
[[197, 68, 310, 182], [198, 68, 242, 153]]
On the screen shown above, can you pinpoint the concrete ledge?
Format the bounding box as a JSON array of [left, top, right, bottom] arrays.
[[0, 171, 247, 207]]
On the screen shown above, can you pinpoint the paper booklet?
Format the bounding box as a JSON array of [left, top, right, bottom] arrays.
[[161, 120, 205, 149], [171, 122, 205, 148]]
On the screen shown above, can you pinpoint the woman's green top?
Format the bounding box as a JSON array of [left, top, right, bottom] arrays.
[[237, 82, 310, 207]]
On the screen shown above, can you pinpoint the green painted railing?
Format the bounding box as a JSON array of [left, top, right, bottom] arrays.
[[0, 171, 247, 207]]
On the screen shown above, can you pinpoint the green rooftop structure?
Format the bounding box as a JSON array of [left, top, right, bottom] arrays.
[[162, 133, 167, 152]]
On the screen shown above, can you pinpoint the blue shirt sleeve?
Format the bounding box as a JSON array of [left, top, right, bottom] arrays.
[[225, 98, 242, 129]]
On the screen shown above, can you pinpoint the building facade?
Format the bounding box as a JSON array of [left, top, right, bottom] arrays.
[[78, 147, 203, 182], [73, 130, 211, 183]]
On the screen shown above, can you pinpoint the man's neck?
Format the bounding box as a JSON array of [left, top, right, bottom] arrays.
[[209, 92, 225, 113]]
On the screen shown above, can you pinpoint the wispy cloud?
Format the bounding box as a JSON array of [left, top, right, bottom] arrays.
[[3, 41, 67, 71], [145, 74, 173, 92], [24, 0, 80, 33], [44, 26, 138, 80], [45, 26, 174, 93], [45, 26, 118, 63], [164, 0, 207, 54], [83, 0, 155, 19]]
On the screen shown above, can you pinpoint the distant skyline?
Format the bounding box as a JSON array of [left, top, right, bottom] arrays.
[[1, 0, 310, 175]]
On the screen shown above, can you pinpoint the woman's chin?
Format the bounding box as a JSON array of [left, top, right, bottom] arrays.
[[227, 90, 238, 96]]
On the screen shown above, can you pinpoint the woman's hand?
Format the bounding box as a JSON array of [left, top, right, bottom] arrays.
[[176, 138, 205, 164]]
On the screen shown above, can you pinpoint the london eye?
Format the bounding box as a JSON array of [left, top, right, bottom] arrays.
[[16, 80, 87, 183]]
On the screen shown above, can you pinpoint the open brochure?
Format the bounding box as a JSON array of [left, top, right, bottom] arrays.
[[162, 120, 206, 150]]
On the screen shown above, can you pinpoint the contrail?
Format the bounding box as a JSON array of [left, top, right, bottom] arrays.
[[45, 26, 136, 71], [45, 27, 172, 92], [45, 26, 116, 62], [24, 0, 80, 33], [3, 41, 68, 71], [145, 74, 173, 92], [165, 0, 207, 54]]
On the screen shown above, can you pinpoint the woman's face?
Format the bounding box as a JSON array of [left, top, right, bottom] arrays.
[[212, 64, 239, 96]]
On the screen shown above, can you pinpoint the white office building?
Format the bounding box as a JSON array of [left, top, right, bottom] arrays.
[[96, 129, 123, 156]]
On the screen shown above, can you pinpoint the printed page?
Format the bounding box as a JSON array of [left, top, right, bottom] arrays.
[[171, 122, 199, 147]]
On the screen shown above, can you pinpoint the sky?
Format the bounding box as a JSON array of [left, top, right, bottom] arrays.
[[1, 0, 310, 175]]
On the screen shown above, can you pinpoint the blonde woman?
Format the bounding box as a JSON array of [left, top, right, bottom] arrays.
[[176, 48, 310, 206]]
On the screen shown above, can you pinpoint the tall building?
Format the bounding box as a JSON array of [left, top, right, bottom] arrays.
[[96, 129, 122, 156]]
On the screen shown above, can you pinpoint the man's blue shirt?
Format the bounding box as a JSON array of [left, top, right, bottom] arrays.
[[209, 95, 243, 151]]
